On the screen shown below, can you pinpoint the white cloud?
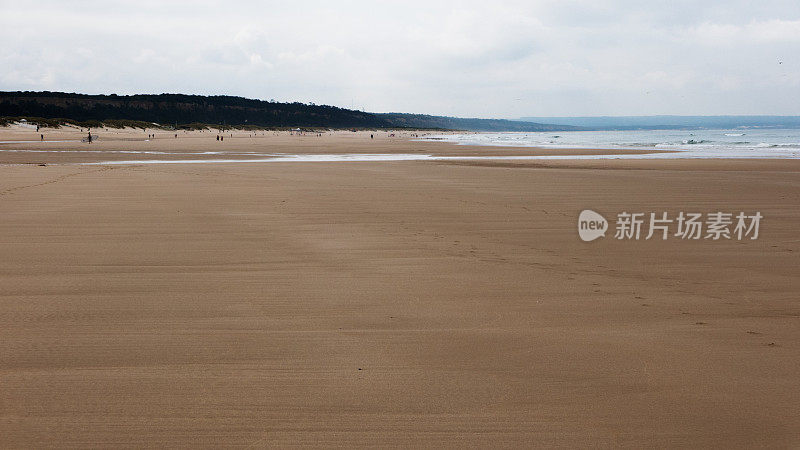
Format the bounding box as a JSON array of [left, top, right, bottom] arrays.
[[0, 0, 799, 116], [688, 19, 800, 44]]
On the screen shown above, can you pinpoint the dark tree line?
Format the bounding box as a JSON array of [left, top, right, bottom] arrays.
[[0, 91, 393, 128], [0, 91, 582, 131]]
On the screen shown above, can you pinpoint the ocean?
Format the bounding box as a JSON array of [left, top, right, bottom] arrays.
[[420, 128, 800, 159]]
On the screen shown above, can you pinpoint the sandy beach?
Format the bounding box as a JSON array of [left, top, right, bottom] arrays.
[[1, 126, 799, 447]]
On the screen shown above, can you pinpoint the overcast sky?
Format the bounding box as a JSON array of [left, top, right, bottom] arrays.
[[1, 0, 799, 118]]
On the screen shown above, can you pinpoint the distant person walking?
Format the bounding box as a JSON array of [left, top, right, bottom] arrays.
[[88, 131, 92, 143], [40, 134, 44, 141]]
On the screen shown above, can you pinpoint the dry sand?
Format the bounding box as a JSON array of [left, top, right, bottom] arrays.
[[1, 126, 798, 447]]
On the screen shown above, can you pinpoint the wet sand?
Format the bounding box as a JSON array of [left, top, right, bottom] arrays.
[[0, 126, 660, 165], [1, 127, 799, 447]]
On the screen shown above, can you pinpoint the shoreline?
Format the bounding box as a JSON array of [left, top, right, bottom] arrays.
[[2, 126, 799, 165]]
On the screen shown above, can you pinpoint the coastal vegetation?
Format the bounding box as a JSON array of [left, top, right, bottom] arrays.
[[0, 91, 578, 131]]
